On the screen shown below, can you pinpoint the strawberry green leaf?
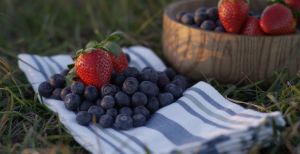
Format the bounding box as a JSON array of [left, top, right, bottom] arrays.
[[100, 41, 122, 57], [66, 67, 77, 86], [268, 0, 284, 5], [85, 41, 98, 48], [67, 64, 74, 69]]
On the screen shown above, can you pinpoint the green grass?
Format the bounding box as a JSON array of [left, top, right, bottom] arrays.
[[0, 0, 299, 153]]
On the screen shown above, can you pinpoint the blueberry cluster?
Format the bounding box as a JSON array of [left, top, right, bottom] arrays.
[[176, 7, 225, 32], [38, 66, 190, 130]]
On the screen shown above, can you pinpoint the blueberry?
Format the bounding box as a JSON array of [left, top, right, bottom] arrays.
[[206, 7, 218, 21], [84, 86, 99, 101], [71, 81, 85, 95], [181, 13, 195, 25], [122, 77, 139, 95], [133, 114, 147, 127], [119, 107, 133, 116], [200, 20, 216, 31], [101, 84, 119, 96], [114, 91, 130, 107], [114, 114, 133, 130], [172, 75, 189, 90], [64, 93, 81, 111], [125, 53, 131, 62], [157, 72, 170, 89], [61, 69, 69, 76], [176, 11, 186, 21], [49, 74, 65, 88], [99, 114, 114, 128], [88, 105, 105, 120], [79, 100, 94, 111], [141, 67, 158, 83], [124, 67, 139, 78], [131, 92, 148, 107], [134, 106, 150, 119], [159, 93, 174, 107], [100, 95, 115, 109], [60, 86, 71, 100], [139, 81, 159, 97], [106, 108, 118, 117], [51, 88, 62, 100], [76, 111, 92, 126], [216, 20, 222, 26], [146, 97, 160, 113], [165, 83, 183, 99], [164, 68, 176, 80], [38, 81, 54, 98], [195, 7, 207, 14], [194, 12, 208, 25], [215, 26, 225, 32], [111, 73, 126, 86]]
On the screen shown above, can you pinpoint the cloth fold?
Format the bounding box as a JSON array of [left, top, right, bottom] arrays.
[[18, 46, 285, 154]]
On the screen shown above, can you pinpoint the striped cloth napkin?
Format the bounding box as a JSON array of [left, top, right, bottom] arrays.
[[18, 46, 285, 154]]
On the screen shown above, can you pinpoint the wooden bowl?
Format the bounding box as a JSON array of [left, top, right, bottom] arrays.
[[163, 0, 300, 83]]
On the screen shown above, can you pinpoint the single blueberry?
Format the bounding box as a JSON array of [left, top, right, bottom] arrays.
[[114, 114, 133, 130], [122, 77, 139, 95], [60, 86, 71, 100], [134, 106, 150, 119], [38, 81, 54, 98], [76, 111, 92, 126], [64, 93, 81, 111], [119, 107, 133, 116], [114, 91, 130, 107], [194, 12, 208, 25], [200, 20, 216, 31], [158, 93, 174, 107], [133, 114, 147, 127], [176, 11, 186, 21], [49, 74, 66, 88], [206, 7, 218, 21], [106, 108, 118, 117], [216, 20, 222, 26], [124, 67, 139, 78], [164, 68, 176, 80], [141, 67, 158, 83], [51, 88, 62, 100], [181, 13, 195, 25], [195, 7, 207, 15], [88, 105, 105, 120], [172, 75, 189, 90], [139, 81, 159, 97], [111, 73, 126, 86], [146, 97, 160, 113], [99, 114, 114, 128], [71, 81, 85, 95], [100, 95, 115, 109], [215, 26, 225, 32], [157, 72, 170, 89], [131, 92, 148, 107], [84, 85, 99, 101], [61, 69, 69, 76], [101, 84, 119, 96], [78, 100, 94, 111], [165, 83, 183, 99]]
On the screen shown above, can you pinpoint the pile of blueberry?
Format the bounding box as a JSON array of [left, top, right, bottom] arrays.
[[176, 7, 225, 32], [38, 66, 189, 130]]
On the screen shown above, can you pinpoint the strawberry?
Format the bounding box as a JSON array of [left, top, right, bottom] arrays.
[[110, 52, 128, 73], [241, 16, 264, 36], [218, 0, 249, 33], [285, 0, 300, 12], [74, 49, 113, 89], [260, 3, 296, 35]]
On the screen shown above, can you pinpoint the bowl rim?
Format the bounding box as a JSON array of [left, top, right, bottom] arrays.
[[164, 0, 299, 38]]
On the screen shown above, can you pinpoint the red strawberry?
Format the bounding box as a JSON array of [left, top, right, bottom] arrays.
[[75, 49, 113, 88], [110, 52, 128, 73], [285, 0, 300, 12], [241, 16, 264, 36], [260, 3, 296, 35], [218, 0, 249, 33]]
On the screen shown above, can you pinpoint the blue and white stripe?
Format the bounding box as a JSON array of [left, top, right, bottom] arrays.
[[18, 46, 285, 154]]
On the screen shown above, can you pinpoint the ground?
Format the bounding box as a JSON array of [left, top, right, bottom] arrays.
[[0, 0, 299, 153]]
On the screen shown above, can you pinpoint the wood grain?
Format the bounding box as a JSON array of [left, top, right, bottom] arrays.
[[163, 0, 300, 83]]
